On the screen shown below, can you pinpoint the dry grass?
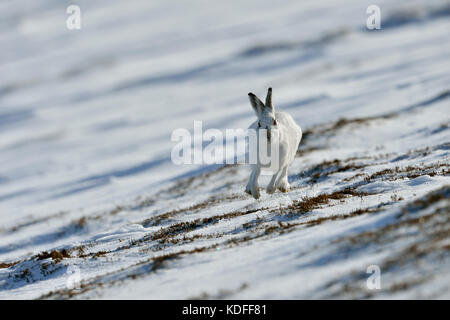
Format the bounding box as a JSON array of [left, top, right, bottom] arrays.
[[0, 261, 19, 269], [277, 188, 368, 216], [39, 243, 220, 299], [149, 207, 266, 243], [36, 249, 71, 263], [365, 163, 449, 183]]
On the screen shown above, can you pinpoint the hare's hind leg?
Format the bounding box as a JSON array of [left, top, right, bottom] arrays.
[[277, 166, 290, 193]]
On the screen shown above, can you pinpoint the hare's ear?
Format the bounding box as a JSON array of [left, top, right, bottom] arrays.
[[265, 87, 274, 112], [248, 92, 264, 116]]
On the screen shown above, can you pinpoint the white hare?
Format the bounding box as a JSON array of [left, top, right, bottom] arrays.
[[245, 88, 302, 199]]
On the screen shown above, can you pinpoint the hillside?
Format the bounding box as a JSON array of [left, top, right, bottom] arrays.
[[0, 0, 449, 299]]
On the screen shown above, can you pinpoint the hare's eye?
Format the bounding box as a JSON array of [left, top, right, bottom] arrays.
[[273, 119, 277, 126]]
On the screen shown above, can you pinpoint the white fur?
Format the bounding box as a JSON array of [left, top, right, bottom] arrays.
[[245, 88, 302, 199]]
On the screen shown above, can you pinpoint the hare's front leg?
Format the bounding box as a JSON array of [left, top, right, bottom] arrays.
[[245, 166, 261, 199], [245, 166, 255, 194], [277, 166, 290, 193]]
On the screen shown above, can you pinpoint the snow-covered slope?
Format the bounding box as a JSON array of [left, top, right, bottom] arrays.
[[0, 0, 449, 299]]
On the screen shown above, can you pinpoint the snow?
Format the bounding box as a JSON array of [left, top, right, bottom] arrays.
[[0, 0, 449, 299]]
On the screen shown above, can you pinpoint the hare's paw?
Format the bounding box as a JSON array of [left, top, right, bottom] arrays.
[[266, 184, 276, 194], [278, 181, 290, 193], [251, 186, 261, 199], [245, 184, 261, 199]]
